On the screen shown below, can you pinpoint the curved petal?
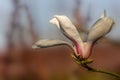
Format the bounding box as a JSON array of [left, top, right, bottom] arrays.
[[32, 39, 74, 50], [87, 12, 114, 42], [50, 15, 84, 56], [55, 15, 83, 43]]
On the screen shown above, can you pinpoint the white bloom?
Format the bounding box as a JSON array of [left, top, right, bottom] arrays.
[[32, 11, 114, 59]]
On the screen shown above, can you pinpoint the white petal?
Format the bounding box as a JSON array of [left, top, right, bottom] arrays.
[[87, 12, 114, 42], [50, 15, 84, 54], [32, 39, 74, 50], [55, 15, 83, 43], [50, 15, 83, 43]]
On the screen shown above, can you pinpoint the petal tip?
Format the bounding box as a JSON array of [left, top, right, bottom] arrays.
[[49, 18, 57, 24], [49, 17, 60, 28], [100, 10, 106, 18], [54, 15, 67, 19], [32, 45, 38, 49]]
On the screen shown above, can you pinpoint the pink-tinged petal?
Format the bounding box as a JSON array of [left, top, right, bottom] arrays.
[[82, 42, 93, 59], [50, 15, 84, 56], [87, 12, 114, 42]]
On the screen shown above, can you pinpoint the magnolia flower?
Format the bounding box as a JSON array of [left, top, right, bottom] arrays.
[[32, 11, 114, 59]]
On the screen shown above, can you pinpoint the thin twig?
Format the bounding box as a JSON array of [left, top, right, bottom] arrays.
[[72, 54, 120, 79], [81, 64, 120, 79]]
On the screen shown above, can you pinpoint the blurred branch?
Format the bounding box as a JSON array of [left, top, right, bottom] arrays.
[[73, 0, 89, 33], [21, 4, 38, 42], [7, 0, 38, 49]]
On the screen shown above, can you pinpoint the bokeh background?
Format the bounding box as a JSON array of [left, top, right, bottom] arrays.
[[0, 0, 120, 80]]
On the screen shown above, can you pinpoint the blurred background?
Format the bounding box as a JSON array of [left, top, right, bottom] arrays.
[[0, 0, 120, 80]]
